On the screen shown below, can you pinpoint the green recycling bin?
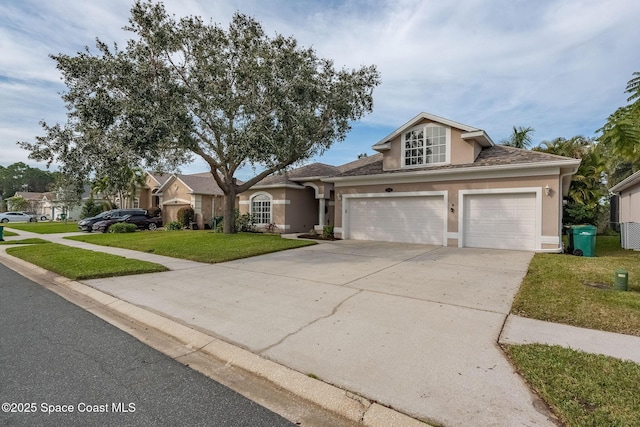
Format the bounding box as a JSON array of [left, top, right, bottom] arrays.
[[571, 225, 597, 257], [0, 225, 4, 241]]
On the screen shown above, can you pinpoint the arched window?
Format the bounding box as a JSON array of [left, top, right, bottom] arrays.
[[251, 194, 272, 225], [403, 124, 449, 167]]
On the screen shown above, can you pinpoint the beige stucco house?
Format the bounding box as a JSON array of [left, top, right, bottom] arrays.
[[610, 170, 640, 250], [241, 112, 581, 252], [140, 172, 226, 229]]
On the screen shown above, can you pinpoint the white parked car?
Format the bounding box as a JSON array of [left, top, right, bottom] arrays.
[[0, 211, 36, 223]]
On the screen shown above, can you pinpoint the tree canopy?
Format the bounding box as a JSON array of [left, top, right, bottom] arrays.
[[598, 71, 640, 185], [19, 0, 381, 232]]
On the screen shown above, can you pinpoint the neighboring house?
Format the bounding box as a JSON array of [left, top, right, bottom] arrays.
[[140, 172, 228, 229], [15, 187, 109, 220], [242, 112, 581, 252], [609, 170, 640, 250]]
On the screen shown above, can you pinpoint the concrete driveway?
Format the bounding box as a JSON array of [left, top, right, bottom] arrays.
[[84, 240, 555, 426]]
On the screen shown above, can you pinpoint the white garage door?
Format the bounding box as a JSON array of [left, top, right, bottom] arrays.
[[463, 193, 536, 250], [346, 196, 444, 245]]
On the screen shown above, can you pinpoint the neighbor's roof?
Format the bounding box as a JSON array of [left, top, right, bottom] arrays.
[[610, 169, 640, 193], [175, 174, 224, 196]]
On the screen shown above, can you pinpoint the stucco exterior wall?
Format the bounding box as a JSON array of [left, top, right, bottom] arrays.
[[620, 185, 640, 222], [285, 187, 317, 233], [333, 173, 562, 248], [381, 119, 478, 171]]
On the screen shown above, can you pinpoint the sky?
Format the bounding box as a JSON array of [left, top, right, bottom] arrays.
[[1, 0, 639, 180]]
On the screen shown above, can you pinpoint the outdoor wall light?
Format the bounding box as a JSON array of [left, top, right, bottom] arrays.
[[450, 203, 455, 213], [385, 187, 393, 192], [545, 185, 551, 196]]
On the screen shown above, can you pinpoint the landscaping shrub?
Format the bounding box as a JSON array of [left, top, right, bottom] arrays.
[[80, 197, 104, 219], [109, 223, 137, 233], [323, 224, 334, 239], [177, 207, 195, 227], [165, 221, 183, 231], [235, 209, 256, 232]]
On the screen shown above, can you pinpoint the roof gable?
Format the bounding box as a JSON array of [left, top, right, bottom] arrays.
[[372, 112, 492, 151]]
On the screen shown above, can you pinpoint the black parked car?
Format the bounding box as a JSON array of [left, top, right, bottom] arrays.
[[92, 213, 162, 233], [78, 209, 147, 232]]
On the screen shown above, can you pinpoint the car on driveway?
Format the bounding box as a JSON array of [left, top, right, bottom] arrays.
[[78, 209, 148, 232], [0, 212, 36, 223], [92, 213, 162, 233]]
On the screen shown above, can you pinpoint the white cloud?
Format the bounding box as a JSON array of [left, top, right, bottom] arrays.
[[1, 0, 639, 174]]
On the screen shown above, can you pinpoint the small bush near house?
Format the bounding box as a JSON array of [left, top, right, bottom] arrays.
[[147, 207, 161, 218], [165, 221, 183, 231], [235, 209, 256, 232], [322, 225, 334, 239], [177, 207, 195, 227], [109, 223, 137, 233]]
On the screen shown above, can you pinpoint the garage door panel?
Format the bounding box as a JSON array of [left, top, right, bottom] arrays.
[[347, 196, 444, 245], [463, 193, 536, 251]]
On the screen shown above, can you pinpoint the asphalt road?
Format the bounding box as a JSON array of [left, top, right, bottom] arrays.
[[0, 262, 294, 427]]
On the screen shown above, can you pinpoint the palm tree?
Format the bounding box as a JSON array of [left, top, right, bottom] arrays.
[[501, 126, 535, 149], [125, 167, 146, 208]]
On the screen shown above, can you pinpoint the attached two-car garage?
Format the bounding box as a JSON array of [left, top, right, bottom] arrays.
[[342, 190, 539, 251]]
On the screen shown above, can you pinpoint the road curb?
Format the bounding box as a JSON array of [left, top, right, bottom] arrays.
[[0, 250, 428, 426]]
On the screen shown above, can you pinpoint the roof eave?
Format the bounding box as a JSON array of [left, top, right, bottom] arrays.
[[326, 159, 581, 183], [461, 130, 495, 147], [610, 170, 640, 193]]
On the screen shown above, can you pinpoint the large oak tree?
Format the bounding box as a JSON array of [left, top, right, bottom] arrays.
[[20, 1, 380, 232]]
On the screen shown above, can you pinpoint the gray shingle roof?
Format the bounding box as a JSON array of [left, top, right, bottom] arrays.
[[334, 145, 577, 178], [177, 174, 224, 196]]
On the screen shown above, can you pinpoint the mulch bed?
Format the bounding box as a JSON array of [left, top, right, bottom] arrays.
[[297, 234, 341, 241]]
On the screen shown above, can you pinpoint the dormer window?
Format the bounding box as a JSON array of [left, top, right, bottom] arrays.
[[403, 124, 449, 167]]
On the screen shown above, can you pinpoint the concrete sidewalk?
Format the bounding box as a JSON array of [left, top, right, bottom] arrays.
[[500, 314, 640, 364], [2, 228, 640, 426]]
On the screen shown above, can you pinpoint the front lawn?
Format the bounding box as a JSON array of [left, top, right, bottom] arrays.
[[505, 344, 640, 426], [1, 229, 18, 237], [4, 222, 79, 234], [511, 236, 640, 336], [67, 231, 316, 263], [6, 243, 167, 280]]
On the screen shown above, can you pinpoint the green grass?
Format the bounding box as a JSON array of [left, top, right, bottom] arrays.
[[0, 238, 50, 245], [4, 222, 79, 234], [66, 231, 316, 263], [1, 230, 18, 237], [505, 344, 640, 426], [512, 236, 640, 336], [6, 243, 167, 280]]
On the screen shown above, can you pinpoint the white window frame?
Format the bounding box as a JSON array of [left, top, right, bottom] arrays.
[[250, 192, 273, 225], [401, 123, 451, 168]]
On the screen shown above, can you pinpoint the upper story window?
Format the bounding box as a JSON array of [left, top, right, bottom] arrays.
[[403, 124, 449, 167], [251, 193, 272, 225]]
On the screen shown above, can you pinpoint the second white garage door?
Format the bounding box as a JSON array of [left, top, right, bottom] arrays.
[[345, 196, 445, 245], [462, 193, 537, 251]]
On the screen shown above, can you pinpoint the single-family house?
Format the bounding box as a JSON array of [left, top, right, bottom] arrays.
[[610, 170, 640, 250], [140, 172, 228, 229], [241, 112, 581, 252]]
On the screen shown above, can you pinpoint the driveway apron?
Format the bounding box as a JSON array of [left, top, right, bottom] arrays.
[[83, 241, 554, 426]]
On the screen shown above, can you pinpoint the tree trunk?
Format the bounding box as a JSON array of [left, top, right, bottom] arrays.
[[223, 185, 237, 234]]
